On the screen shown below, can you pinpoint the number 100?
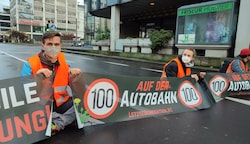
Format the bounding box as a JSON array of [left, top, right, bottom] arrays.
[[91, 88, 114, 109]]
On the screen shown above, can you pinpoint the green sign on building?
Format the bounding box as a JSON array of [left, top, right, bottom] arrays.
[[178, 2, 233, 16]]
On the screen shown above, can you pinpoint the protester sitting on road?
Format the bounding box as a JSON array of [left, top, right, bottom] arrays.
[[226, 48, 250, 73], [161, 48, 205, 81], [20, 31, 81, 135]]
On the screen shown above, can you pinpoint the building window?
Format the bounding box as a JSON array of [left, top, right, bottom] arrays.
[[68, 11, 76, 16], [175, 1, 236, 45], [34, 16, 43, 21], [33, 26, 43, 33], [57, 7, 65, 14], [45, 7, 54, 13], [19, 24, 31, 32], [45, 0, 54, 4]]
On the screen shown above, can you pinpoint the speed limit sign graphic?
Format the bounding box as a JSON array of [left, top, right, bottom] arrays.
[[84, 78, 119, 119], [178, 80, 202, 108]]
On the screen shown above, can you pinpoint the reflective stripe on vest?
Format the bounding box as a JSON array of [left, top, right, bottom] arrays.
[[54, 86, 69, 105], [161, 57, 191, 78], [54, 86, 67, 92], [28, 52, 70, 107], [226, 60, 249, 73]]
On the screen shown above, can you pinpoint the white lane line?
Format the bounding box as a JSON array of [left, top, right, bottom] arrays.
[[103, 61, 129, 67], [78, 57, 94, 60], [13, 52, 35, 54], [0, 50, 27, 63], [225, 97, 250, 106], [65, 53, 94, 60], [140, 67, 162, 73]]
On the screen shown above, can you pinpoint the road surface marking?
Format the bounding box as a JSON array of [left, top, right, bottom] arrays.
[[78, 57, 94, 61], [0, 50, 27, 63], [140, 67, 162, 73], [225, 97, 250, 106], [103, 61, 129, 67], [65, 53, 94, 61]]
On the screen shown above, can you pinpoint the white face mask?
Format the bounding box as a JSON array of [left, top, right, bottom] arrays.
[[45, 46, 61, 58], [182, 56, 194, 67], [182, 56, 191, 64]]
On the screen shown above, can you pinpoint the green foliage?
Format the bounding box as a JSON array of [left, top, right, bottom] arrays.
[[148, 29, 174, 53], [95, 25, 110, 41]]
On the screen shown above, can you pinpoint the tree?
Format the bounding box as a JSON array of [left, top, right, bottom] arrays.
[[61, 33, 76, 40], [8, 30, 28, 43], [19, 32, 28, 42], [148, 29, 174, 53], [95, 25, 110, 41]]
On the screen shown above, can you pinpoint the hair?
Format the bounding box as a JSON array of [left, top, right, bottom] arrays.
[[182, 48, 196, 57], [42, 31, 62, 44], [240, 55, 248, 58]]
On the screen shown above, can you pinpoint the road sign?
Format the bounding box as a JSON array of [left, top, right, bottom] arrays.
[[50, 24, 56, 30]]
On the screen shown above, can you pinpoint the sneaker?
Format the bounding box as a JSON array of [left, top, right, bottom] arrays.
[[51, 122, 60, 136]]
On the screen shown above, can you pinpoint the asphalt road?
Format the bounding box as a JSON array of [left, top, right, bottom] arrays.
[[0, 43, 163, 80], [35, 99, 250, 144], [0, 43, 218, 80]]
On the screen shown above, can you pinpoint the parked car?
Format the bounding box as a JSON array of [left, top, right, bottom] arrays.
[[77, 42, 83, 47], [71, 41, 84, 47]]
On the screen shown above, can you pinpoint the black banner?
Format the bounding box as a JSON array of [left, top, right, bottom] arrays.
[[71, 73, 214, 128], [204, 73, 250, 102], [0, 75, 52, 143]]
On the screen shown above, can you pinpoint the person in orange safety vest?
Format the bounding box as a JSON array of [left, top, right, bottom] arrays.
[[226, 48, 250, 73], [161, 48, 205, 81], [21, 31, 81, 135]]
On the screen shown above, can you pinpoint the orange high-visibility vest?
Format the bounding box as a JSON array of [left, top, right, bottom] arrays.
[[161, 57, 191, 79], [28, 52, 70, 107], [226, 60, 249, 73]]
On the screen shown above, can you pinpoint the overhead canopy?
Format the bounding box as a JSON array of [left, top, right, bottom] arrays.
[[90, 0, 212, 21]]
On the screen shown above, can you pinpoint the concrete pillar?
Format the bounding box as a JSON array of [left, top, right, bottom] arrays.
[[31, 25, 33, 39], [110, 6, 120, 51], [16, 0, 19, 31], [43, 0, 46, 32], [234, 0, 250, 56]]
